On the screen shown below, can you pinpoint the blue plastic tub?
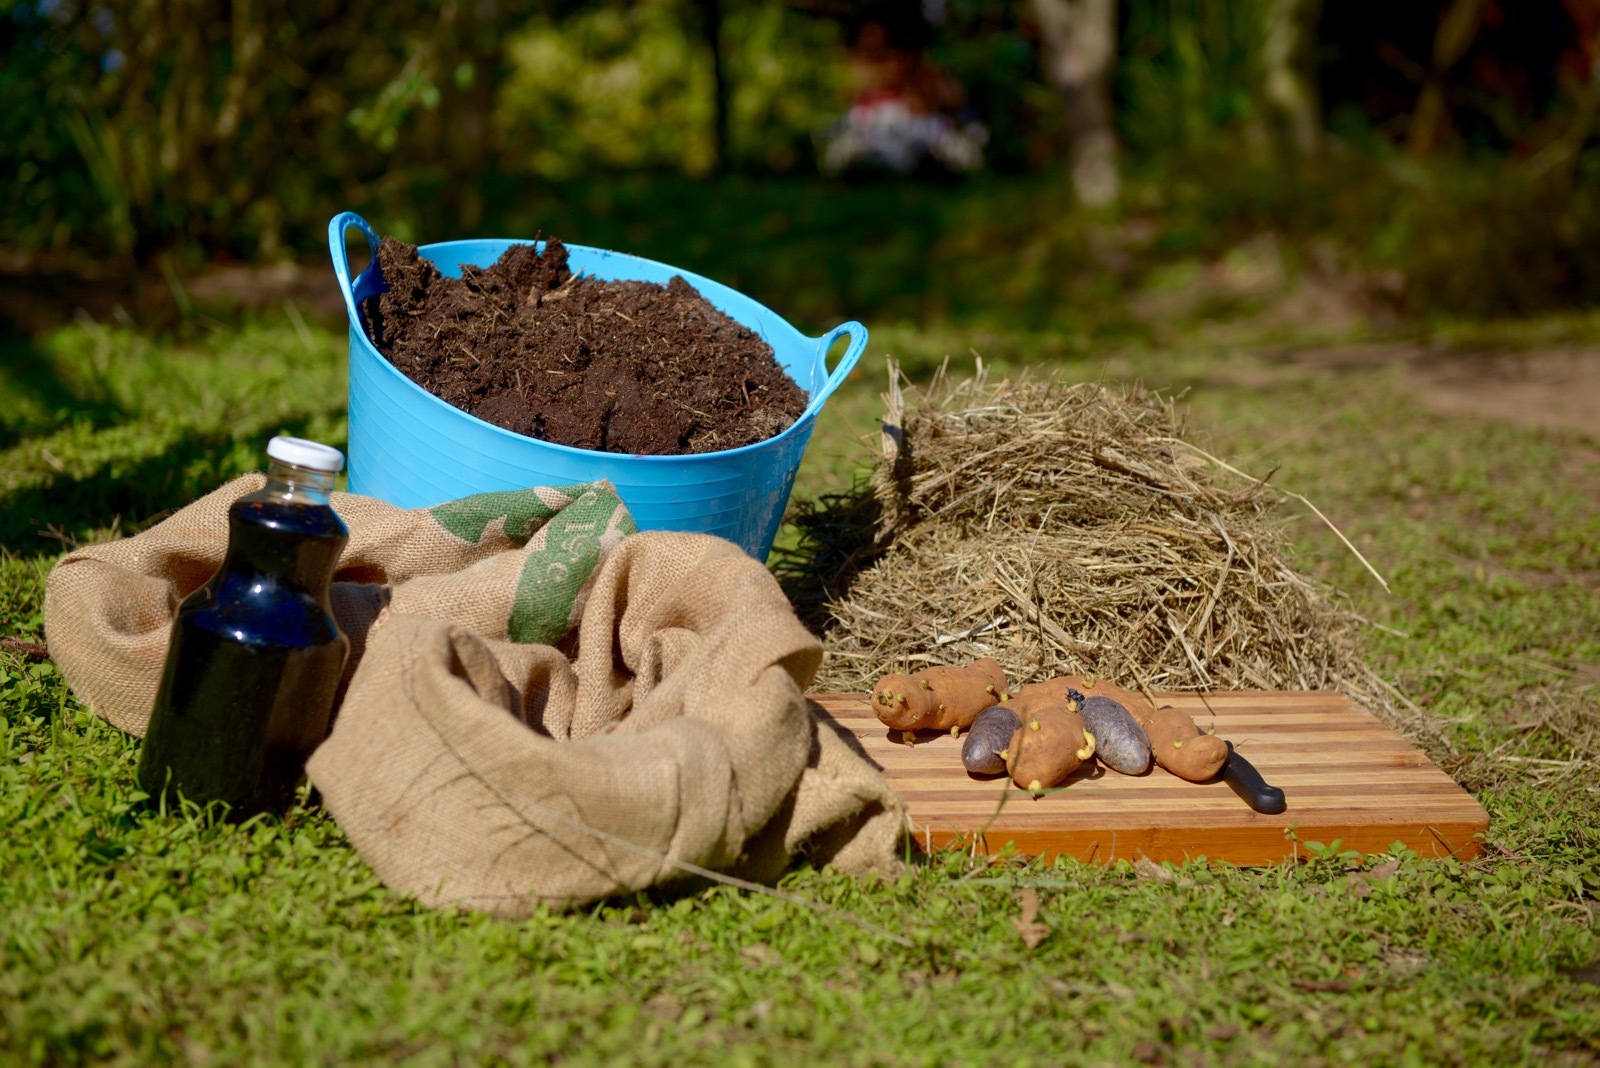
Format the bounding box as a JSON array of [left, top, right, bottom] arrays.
[[328, 212, 866, 560]]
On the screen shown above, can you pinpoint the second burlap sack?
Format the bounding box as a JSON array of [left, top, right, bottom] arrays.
[[44, 477, 906, 915]]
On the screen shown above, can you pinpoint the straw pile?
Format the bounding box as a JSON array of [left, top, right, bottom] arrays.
[[1475, 681, 1600, 792], [781, 362, 1428, 741]]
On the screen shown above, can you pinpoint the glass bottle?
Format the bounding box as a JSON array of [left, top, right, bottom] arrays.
[[138, 437, 351, 815]]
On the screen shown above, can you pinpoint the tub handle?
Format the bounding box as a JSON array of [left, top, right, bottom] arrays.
[[327, 211, 386, 328], [805, 321, 867, 418]]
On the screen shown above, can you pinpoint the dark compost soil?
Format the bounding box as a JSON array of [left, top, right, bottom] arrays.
[[360, 236, 808, 455]]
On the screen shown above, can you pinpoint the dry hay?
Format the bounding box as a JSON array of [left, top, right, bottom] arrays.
[[1450, 679, 1600, 795], [785, 362, 1434, 745], [1534, 683, 1600, 765]]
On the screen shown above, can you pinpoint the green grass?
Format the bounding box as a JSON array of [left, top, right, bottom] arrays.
[[3, 307, 1599, 1065]]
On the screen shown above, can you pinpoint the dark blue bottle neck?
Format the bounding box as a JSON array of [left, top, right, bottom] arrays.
[[219, 462, 348, 597]]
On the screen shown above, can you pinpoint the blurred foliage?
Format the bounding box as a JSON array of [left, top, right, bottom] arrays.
[[498, 4, 719, 179], [1133, 132, 1600, 318], [1367, 149, 1600, 317], [495, 0, 843, 178], [482, 170, 1093, 334], [1117, 0, 1280, 154], [922, 0, 1065, 172], [0, 0, 534, 261], [3, 0, 1599, 321], [1107, 0, 1600, 317], [724, 1, 848, 171]]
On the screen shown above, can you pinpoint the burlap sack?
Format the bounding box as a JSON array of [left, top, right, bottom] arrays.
[[43, 477, 906, 913], [44, 475, 636, 736]]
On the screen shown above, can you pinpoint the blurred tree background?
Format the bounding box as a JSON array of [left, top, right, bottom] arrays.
[[3, 0, 1599, 326]]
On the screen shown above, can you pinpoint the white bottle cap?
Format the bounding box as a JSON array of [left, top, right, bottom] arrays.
[[267, 436, 345, 473]]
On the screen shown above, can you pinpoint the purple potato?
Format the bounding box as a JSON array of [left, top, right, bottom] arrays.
[[1079, 695, 1151, 775], [962, 705, 1022, 775]]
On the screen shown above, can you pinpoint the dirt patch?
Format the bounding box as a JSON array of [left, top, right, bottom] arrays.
[[1403, 347, 1600, 443], [361, 237, 807, 455], [1221, 342, 1600, 444]]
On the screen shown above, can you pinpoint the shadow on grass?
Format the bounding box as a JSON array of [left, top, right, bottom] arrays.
[[0, 418, 342, 557], [770, 481, 888, 638], [0, 323, 128, 450]]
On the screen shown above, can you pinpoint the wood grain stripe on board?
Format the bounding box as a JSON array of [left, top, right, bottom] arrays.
[[810, 691, 1488, 865]]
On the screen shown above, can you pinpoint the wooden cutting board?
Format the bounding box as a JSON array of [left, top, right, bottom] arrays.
[[812, 690, 1488, 865]]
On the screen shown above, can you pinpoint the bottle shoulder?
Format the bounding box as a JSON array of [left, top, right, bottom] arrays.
[[176, 583, 345, 649], [229, 496, 348, 539]]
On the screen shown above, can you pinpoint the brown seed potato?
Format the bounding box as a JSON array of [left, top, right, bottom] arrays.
[[1008, 677, 1081, 718], [1005, 707, 1096, 795], [1039, 675, 1158, 724], [1140, 705, 1228, 782], [872, 658, 1008, 732]]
